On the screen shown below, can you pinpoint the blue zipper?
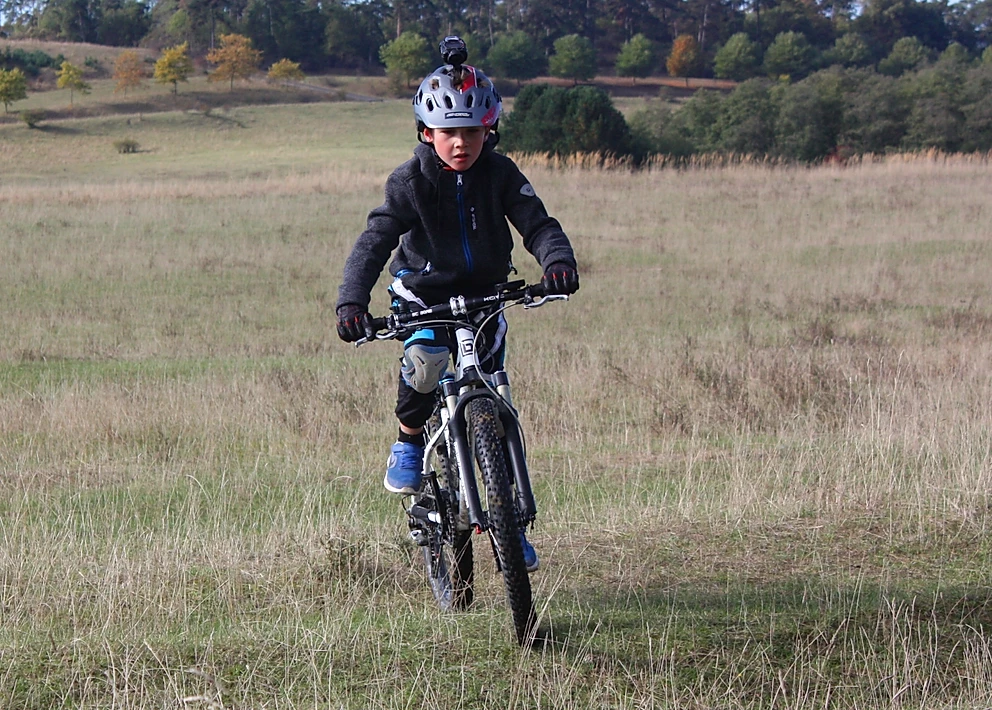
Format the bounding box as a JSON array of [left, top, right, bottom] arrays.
[[456, 173, 473, 273]]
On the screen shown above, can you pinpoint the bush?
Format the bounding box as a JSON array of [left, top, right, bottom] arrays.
[[671, 90, 725, 152], [1, 47, 65, 77], [20, 109, 46, 128], [960, 63, 992, 151], [631, 89, 724, 156], [839, 69, 909, 154], [114, 138, 140, 153], [500, 84, 635, 159], [773, 70, 845, 161], [715, 78, 777, 154], [630, 105, 696, 158]]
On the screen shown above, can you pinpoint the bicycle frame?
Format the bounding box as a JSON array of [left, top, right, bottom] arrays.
[[431, 325, 537, 535]]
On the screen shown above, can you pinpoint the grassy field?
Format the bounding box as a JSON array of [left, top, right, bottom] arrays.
[[2, 96, 992, 709]]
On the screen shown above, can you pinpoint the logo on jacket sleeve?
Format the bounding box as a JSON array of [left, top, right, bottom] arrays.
[[520, 183, 536, 197]]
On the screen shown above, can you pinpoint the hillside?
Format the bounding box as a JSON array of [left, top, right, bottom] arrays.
[[1, 38, 729, 126]]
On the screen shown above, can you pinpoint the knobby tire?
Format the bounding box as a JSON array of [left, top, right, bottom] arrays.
[[469, 397, 536, 645], [423, 414, 474, 610]]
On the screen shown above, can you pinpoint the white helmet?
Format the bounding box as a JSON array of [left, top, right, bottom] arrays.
[[413, 37, 502, 132]]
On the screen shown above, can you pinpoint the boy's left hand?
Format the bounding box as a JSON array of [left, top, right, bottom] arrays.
[[542, 263, 580, 295], [336, 304, 372, 342]]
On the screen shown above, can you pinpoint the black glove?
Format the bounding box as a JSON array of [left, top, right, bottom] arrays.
[[336, 304, 372, 343], [541, 262, 580, 295]]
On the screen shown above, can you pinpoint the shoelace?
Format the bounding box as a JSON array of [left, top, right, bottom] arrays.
[[396, 445, 424, 471]]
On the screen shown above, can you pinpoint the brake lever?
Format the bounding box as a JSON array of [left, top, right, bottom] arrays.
[[355, 330, 397, 347], [523, 294, 569, 309]]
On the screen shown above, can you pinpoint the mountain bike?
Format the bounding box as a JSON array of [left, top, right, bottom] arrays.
[[358, 280, 566, 646]]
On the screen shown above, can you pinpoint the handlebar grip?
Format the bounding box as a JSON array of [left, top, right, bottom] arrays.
[[526, 282, 547, 298], [366, 316, 388, 337]]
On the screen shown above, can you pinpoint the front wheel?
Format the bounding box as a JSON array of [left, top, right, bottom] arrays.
[[469, 397, 536, 645]]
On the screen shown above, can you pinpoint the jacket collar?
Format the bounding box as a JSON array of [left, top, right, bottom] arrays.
[[415, 139, 495, 186]]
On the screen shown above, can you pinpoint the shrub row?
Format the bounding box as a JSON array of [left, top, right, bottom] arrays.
[[0, 47, 65, 76], [631, 58, 992, 162]]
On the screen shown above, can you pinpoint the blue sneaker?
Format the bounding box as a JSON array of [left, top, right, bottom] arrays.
[[521, 531, 539, 573], [384, 441, 424, 494]]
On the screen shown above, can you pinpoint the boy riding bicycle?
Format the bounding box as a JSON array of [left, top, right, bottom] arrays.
[[335, 37, 580, 572]]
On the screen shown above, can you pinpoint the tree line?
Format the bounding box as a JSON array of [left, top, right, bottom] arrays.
[[0, 36, 304, 118], [1, 0, 990, 79], [631, 49, 992, 161], [490, 40, 991, 164]]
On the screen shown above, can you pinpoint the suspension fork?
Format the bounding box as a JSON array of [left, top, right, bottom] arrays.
[[493, 371, 537, 525], [441, 378, 538, 531], [441, 379, 488, 532]]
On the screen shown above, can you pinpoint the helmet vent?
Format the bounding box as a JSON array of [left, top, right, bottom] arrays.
[[466, 93, 474, 108], [430, 78, 440, 90], [426, 98, 435, 111], [443, 94, 454, 109], [484, 97, 491, 108]]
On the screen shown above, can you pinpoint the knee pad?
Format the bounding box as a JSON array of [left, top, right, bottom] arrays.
[[401, 344, 449, 394]]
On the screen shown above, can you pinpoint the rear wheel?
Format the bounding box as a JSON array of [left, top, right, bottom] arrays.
[[422, 529, 473, 610], [469, 397, 536, 645], [422, 414, 473, 610]]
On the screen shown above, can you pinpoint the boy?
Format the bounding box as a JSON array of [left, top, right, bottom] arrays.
[[335, 38, 579, 572]]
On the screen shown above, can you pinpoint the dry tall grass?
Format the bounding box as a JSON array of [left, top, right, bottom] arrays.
[[2, 117, 992, 707]]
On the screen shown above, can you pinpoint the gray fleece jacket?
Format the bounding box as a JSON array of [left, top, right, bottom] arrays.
[[336, 141, 577, 310]]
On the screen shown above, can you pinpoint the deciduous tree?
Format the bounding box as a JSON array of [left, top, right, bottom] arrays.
[[379, 31, 432, 88], [207, 33, 263, 89], [714, 32, 761, 80], [877, 35, 929, 76], [763, 31, 815, 79], [0, 67, 28, 113], [486, 31, 546, 84], [154, 42, 194, 95], [56, 60, 90, 106], [666, 34, 701, 79], [826, 33, 873, 68], [113, 49, 146, 95], [615, 33, 655, 83], [267, 58, 305, 82], [548, 34, 597, 84]]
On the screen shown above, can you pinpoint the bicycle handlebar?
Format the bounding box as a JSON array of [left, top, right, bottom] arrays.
[[359, 280, 561, 344]]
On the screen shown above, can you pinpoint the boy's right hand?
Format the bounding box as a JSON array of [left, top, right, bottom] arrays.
[[336, 304, 372, 342]]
